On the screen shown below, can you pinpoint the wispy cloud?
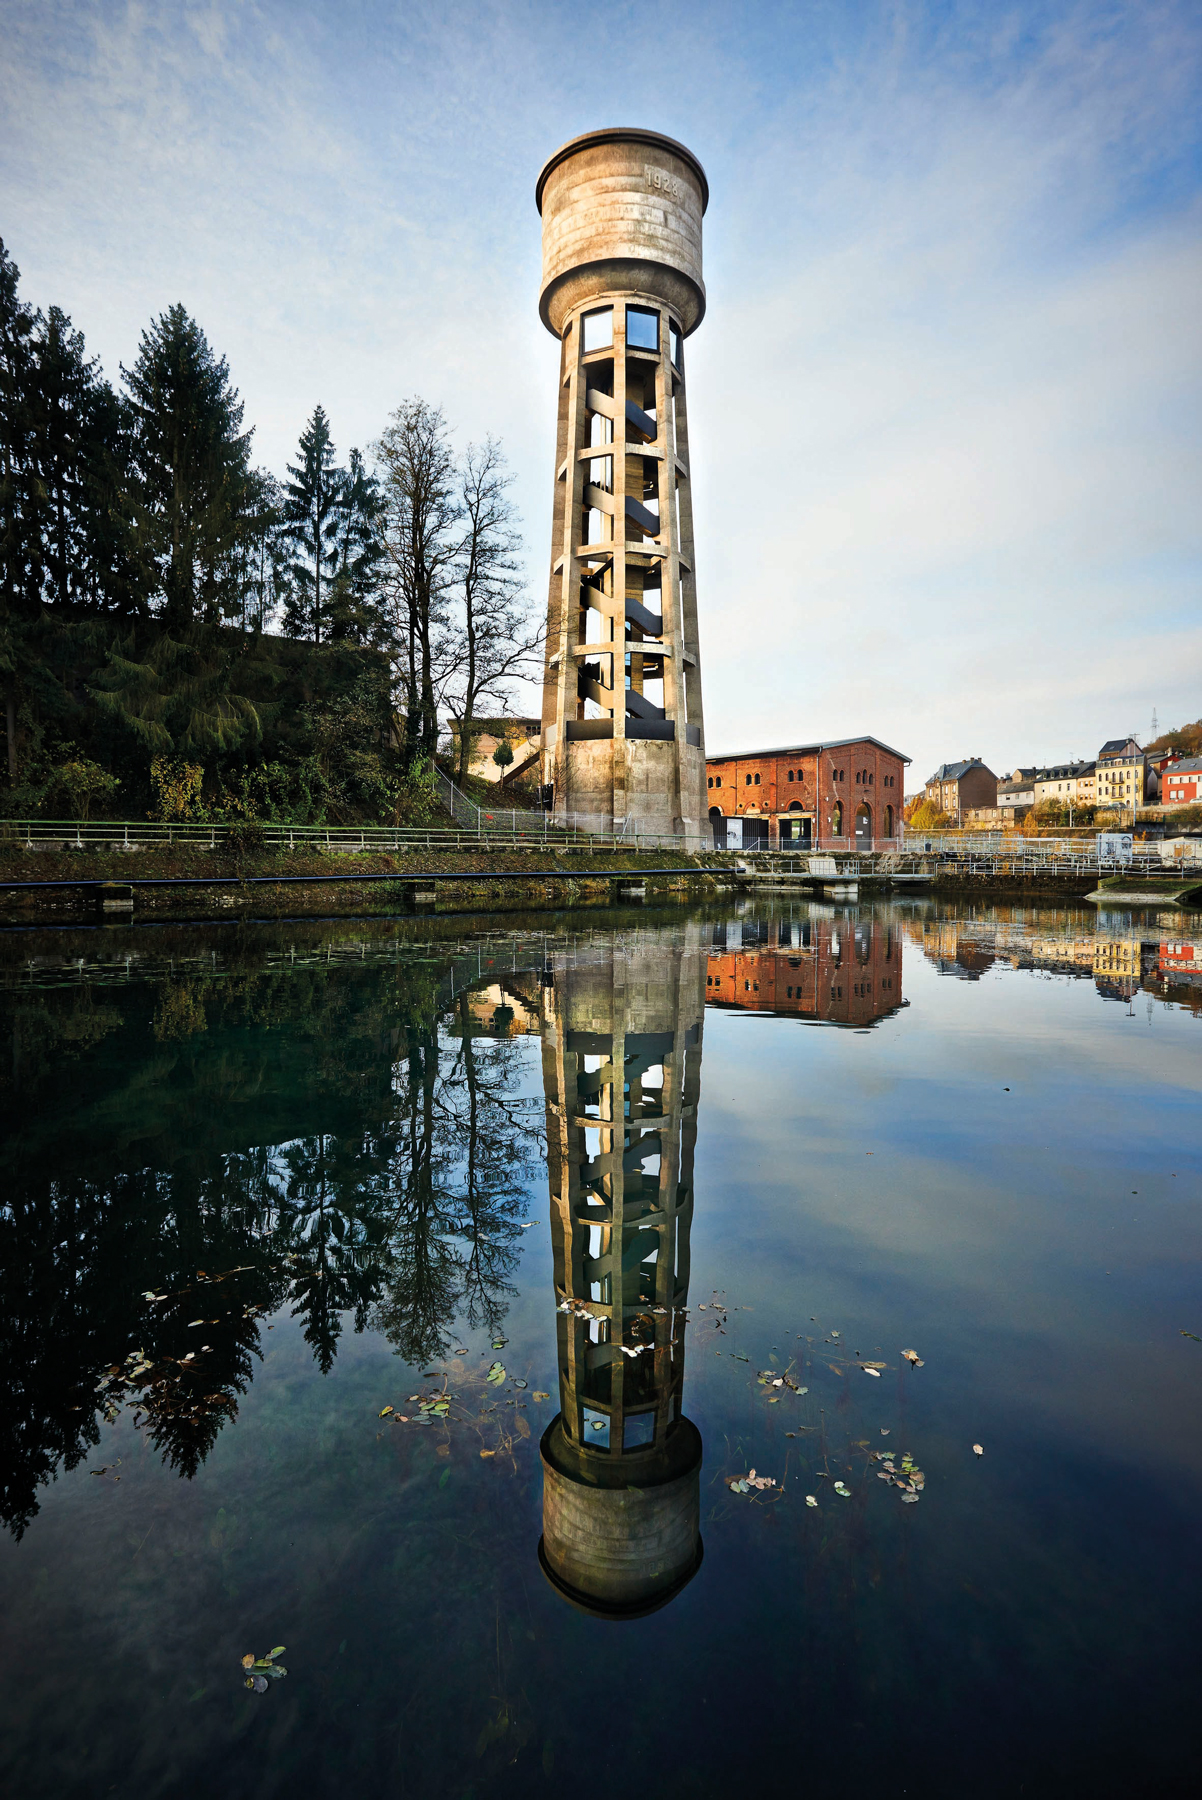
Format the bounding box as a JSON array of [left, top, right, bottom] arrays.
[[2, 0, 1199, 772]]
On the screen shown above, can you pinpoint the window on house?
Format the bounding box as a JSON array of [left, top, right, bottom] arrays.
[[707, 776, 713, 788], [669, 323, 682, 368], [583, 308, 613, 353], [626, 307, 659, 352], [754, 772, 760, 785], [788, 770, 794, 782], [745, 774, 751, 786]]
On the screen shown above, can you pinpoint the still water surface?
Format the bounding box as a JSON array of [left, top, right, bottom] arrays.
[[1, 900, 1200, 1798]]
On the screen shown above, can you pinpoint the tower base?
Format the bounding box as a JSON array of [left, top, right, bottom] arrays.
[[550, 733, 705, 846]]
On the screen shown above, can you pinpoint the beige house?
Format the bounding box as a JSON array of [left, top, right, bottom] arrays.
[[449, 717, 541, 784], [1033, 760, 1095, 807]]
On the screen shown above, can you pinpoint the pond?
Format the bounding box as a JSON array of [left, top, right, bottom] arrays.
[[1, 898, 1199, 1798]]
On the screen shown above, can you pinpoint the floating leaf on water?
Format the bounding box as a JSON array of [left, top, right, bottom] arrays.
[[797, 1385, 808, 1395], [880, 1428, 890, 1435], [532, 1391, 550, 1402], [253, 1675, 269, 1693], [379, 1406, 394, 1418], [861, 1367, 881, 1378], [521, 1222, 536, 1229], [513, 1380, 528, 1390], [241, 1654, 255, 1669], [1179, 1331, 1202, 1343], [830, 1330, 839, 1338], [486, 1363, 506, 1385], [491, 1338, 508, 1350], [901, 1349, 924, 1367], [269, 1647, 285, 1659], [730, 1354, 750, 1363], [590, 1420, 605, 1431], [900, 1491, 920, 1504], [805, 1495, 818, 1507], [972, 1443, 984, 1456]]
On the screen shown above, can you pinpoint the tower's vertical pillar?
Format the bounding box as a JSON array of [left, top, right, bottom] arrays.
[[536, 923, 707, 1617], [536, 130, 709, 847]]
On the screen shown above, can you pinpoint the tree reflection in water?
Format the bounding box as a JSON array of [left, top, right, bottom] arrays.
[[0, 928, 542, 1537]]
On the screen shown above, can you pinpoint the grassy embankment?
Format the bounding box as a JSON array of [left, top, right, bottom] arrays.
[[0, 840, 738, 924]]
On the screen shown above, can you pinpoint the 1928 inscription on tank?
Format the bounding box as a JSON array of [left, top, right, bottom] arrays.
[[645, 165, 682, 199]]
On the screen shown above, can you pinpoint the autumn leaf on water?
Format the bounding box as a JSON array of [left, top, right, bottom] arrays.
[[972, 1443, 984, 1456], [901, 1349, 925, 1367]]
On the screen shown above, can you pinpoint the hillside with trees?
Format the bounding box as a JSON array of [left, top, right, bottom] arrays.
[[0, 239, 541, 824]]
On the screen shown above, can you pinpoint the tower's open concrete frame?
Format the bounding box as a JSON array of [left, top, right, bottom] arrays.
[[536, 129, 708, 845]]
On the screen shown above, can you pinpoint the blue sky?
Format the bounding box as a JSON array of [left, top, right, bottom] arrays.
[[3, 0, 1199, 780]]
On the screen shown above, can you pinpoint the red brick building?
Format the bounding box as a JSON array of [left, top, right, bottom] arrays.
[[1161, 758, 1202, 807], [704, 736, 909, 850], [704, 916, 904, 1027]]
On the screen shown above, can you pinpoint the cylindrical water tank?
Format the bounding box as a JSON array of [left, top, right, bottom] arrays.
[[536, 127, 707, 337]]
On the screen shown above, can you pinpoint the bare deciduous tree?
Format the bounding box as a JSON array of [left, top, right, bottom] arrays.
[[374, 398, 459, 765], [446, 437, 543, 787]]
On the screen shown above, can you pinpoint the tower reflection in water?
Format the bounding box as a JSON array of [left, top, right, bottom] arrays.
[[536, 926, 707, 1618]]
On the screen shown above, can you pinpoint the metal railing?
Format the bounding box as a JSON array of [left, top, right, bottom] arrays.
[[6, 801, 1195, 874]]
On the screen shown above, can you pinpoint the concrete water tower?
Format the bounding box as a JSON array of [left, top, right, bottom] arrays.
[[535, 129, 708, 844]]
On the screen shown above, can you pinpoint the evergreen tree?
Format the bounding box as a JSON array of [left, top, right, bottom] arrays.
[[121, 305, 255, 629], [25, 307, 140, 616], [0, 238, 39, 626], [281, 405, 343, 642], [327, 447, 384, 643]]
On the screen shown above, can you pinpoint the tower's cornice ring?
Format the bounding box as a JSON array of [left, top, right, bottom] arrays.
[[536, 127, 709, 215]]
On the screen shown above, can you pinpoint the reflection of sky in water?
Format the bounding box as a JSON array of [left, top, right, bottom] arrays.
[[0, 904, 1199, 1797]]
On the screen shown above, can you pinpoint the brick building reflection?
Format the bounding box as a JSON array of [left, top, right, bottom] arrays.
[[703, 916, 904, 1026], [534, 926, 707, 1617]]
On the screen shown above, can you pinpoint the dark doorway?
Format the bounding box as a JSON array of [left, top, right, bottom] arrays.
[[855, 804, 872, 849], [709, 806, 726, 849], [743, 818, 770, 849]]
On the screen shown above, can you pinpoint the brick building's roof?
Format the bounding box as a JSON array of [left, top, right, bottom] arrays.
[[707, 734, 910, 764]]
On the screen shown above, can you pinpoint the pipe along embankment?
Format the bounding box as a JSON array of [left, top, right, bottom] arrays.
[[0, 844, 739, 922]]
